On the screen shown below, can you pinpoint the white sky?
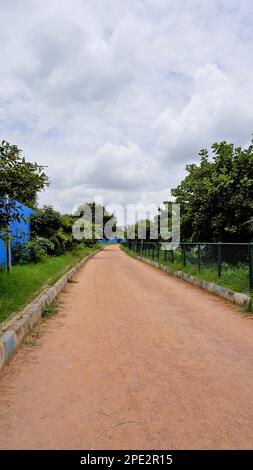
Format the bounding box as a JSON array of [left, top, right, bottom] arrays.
[[1, 0, 253, 222]]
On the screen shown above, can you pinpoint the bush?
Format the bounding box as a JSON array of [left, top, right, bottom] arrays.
[[34, 236, 55, 254], [30, 205, 98, 258], [12, 237, 48, 264], [31, 206, 62, 240], [31, 207, 78, 255], [51, 228, 73, 255]]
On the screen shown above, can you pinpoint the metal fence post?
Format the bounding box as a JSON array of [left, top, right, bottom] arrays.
[[198, 243, 201, 272], [171, 249, 174, 264], [157, 244, 160, 261], [183, 244, 186, 267], [164, 249, 167, 262], [217, 242, 222, 278], [152, 244, 155, 259], [249, 243, 253, 291]]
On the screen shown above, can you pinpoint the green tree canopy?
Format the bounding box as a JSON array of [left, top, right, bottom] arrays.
[[0, 140, 49, 230], [75, 202, 116, 239], [171, 139, 253, 242], [31, 206, 62, 239]]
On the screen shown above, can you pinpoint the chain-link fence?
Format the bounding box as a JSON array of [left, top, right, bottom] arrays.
[[126, 241, 253, 293]]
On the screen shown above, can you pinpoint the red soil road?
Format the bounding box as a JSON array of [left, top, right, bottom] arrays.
[[1, 245, 253, 450]]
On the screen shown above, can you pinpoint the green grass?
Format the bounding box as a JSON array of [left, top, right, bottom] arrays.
[[122, 246, 251, 295], [0, 244, 99, 324]]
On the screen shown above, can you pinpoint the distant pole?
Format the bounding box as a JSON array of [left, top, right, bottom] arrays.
[[249, 243, 253, 291], [5, 195, 11, 273], [157, 206, 161, 240], [217, 242, 222, 279], [183, 244, 186, 267], [198, 243, 201, 272]]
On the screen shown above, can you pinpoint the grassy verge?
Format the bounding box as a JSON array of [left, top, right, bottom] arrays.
[[0, 244, 100, 324], [122, 246, 251, 295]]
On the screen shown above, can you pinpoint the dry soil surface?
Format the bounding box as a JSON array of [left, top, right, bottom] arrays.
[[1, 245, 253, 449]]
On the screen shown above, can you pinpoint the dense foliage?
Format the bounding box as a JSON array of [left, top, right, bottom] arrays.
[[171, 139, 253, 242], [12, 202, 115, 264], [0, 140, 49, 230], [0, 141, 115, 265], [76, 202, 116, 239], [29, 206, 84, 258], [12, 237, 50, 264]]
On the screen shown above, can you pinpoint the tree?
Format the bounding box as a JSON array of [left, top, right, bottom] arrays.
[[31, 207, 88, 254], [74, 202, 116, 240], [0, 140, 49, 230], [31, 206, 62, 240], [171, 139, 253, 242]]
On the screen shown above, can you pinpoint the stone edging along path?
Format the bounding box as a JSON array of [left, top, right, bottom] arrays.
[[133, 254, 252, 309], [0, 248, 101, 371]]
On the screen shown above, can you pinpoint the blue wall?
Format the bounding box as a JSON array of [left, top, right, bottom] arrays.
[[98, 238, 126, 244], [0, 201, 35, 265]]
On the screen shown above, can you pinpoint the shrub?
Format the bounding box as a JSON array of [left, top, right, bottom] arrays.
[[31, 206, 62, 240], [12, 237, 47, 264], [34, 236, 55, 254], [30, 205, 98, 257]]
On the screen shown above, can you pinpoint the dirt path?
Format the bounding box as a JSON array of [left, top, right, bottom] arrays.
[[1, 245, 253, 449]]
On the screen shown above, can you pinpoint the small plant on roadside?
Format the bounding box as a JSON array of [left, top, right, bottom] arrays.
[[242, 299, 253, 314], [42, 301, 59, 319], [24, 328, 41, 347]]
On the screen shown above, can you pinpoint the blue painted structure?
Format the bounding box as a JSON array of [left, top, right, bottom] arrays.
[[0, 201, 35, 265], [117, 238, 126, 244], [98, 238, 126, 244]]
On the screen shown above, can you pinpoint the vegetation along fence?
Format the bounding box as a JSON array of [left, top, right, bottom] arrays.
[[126, 241, 253, 293]]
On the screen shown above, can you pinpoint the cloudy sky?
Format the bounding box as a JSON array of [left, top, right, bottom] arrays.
[[1, 0, 253, 221]]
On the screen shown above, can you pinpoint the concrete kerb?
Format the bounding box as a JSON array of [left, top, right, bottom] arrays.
[[0, 248, 101, 371], [135, 255, 251, 308]]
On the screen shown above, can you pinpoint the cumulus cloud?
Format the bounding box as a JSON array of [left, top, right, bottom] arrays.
[[0, 0, 253, 218], [155, 64, 253, 164]]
